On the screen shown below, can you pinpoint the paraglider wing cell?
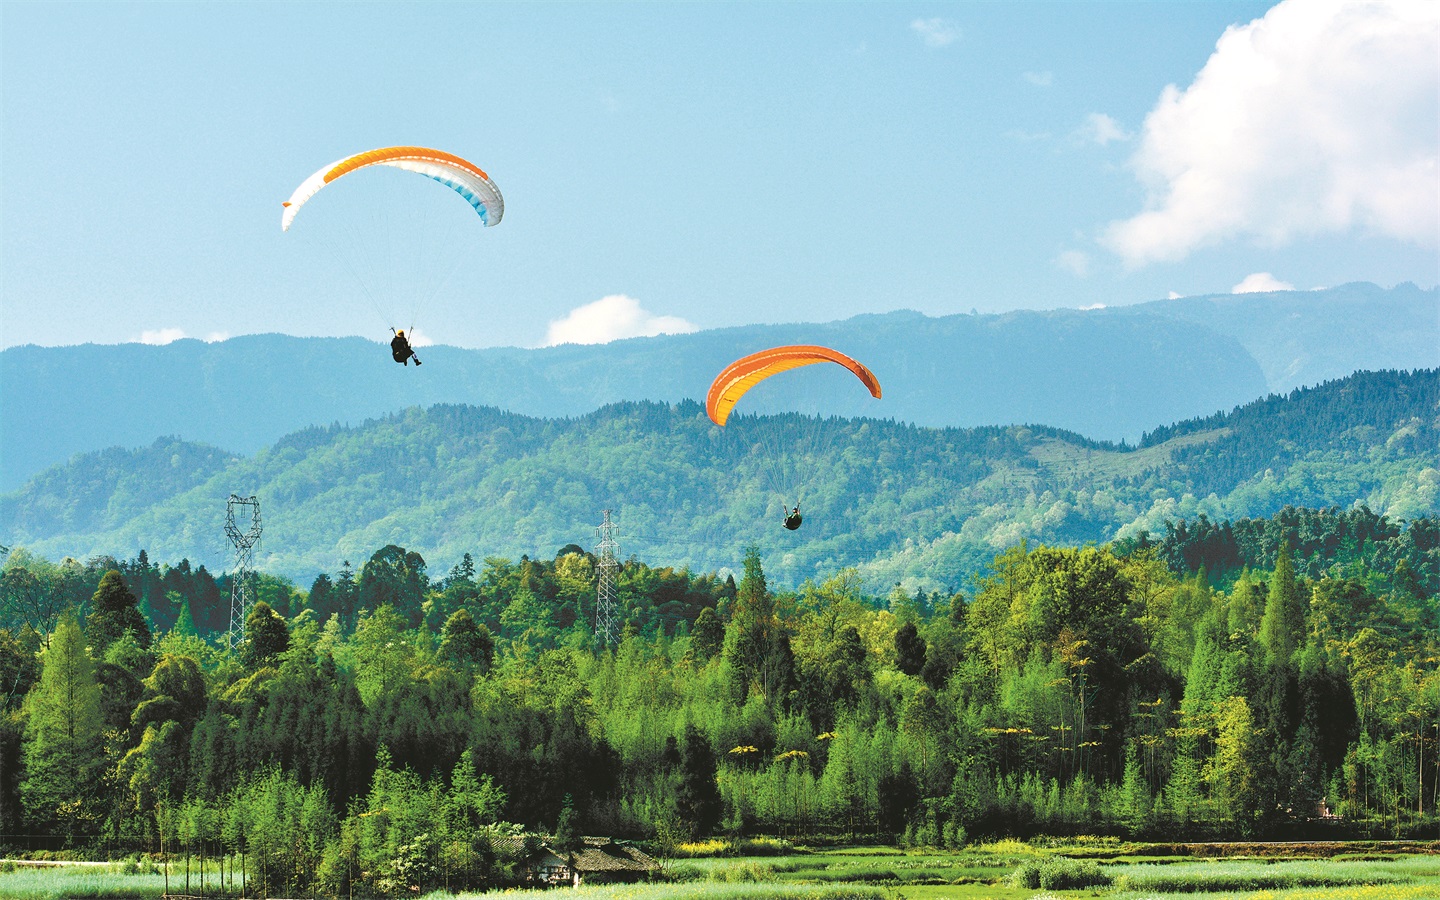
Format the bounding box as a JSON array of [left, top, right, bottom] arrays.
[[705, 344, 882, 426], [281, 146, 504, 231]]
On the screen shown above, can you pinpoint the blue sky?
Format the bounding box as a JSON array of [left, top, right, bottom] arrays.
[[2, 1, 1435, 351]]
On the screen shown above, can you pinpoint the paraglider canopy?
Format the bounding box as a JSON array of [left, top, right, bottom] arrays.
[[282, 146, 504, 232], [705, 344, 882, 426], [279, 145, 504, 346]]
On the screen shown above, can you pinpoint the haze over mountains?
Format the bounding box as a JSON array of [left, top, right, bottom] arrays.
[[2, 282, 1434, 493]]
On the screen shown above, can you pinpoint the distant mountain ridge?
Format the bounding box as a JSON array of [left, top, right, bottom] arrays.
[[1, 282, 1432, 491], [2, 369, 1434, 591], [1119, 281, 1438, 393]]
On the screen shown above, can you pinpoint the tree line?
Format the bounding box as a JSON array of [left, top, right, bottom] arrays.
[[0, 505, 1436, 895]]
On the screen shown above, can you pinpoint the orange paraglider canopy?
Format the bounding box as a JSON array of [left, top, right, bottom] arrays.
[[706, 345, 882, 426]]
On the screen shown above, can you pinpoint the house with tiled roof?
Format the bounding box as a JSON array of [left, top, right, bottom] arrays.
[[492, 835, 658, 887]]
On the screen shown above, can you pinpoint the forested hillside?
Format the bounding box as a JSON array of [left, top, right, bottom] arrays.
[[2, 307, 1265, 491], [3, 369, 1434, 590]]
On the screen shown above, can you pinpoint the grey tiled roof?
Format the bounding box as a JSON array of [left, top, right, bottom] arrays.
[[490, 835, 657, 873]]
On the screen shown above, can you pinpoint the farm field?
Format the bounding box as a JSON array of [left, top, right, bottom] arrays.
[[2, 841, 1440, 899]]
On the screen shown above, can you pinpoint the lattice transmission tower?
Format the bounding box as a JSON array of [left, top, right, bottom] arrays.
[[224, 494, 262, 648], [594, 509, 620, 648]]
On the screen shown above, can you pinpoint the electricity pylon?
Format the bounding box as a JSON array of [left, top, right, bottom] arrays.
[[224, 494, 261, 648], [594, 510, 619, 648]]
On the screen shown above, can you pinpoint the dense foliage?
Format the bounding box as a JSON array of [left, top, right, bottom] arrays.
[[2, 370, 1435, 591], [0, 499, 1436, 894]]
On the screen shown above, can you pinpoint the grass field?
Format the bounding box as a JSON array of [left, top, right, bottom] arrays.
[[0, 859, 233, 900], [1, 841, 1439, 899]]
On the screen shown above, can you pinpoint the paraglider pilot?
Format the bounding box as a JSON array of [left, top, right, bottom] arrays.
[[784, 504, 803, 531], [391, 329, 421, 366]]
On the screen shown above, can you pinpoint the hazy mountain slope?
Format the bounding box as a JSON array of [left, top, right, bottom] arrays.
[[5, 282, 1431, 493], [1, 309, 1267, 491], [3, 370, 1433, 591], [1121, 281, 1438, 393]]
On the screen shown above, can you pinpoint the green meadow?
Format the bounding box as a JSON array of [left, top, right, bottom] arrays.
[[7, 841, 1439, 900]]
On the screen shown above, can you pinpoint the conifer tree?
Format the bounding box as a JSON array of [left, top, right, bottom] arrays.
[[87, 569, 151, 654], [675, 725, 720, 837], [1259, 543, 1303, 669], [1256, 543, 1305, 811], [173, 593, 198, 637], [22, 612, 104, 836]]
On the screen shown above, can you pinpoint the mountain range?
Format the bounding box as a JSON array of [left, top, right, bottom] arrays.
[[2, 281, 1433, 493], [2, 368, 1434, 592]]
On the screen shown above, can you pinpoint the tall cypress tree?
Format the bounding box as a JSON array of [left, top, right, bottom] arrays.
[[675, 725, 721, 837], [1256, 543, 1304, 816], [22, 612, 105, 836], [1259, 544, 1303, 669]]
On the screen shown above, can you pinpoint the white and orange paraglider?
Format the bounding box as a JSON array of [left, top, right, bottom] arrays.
[[281, 146, 504, 364], [282, 146, 503, 232]]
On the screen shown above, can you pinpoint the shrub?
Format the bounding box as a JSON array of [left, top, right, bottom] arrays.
[[710, 860, 775, 882], [1037, 857, 1112, 890], [942, 820, 967, 848], [1008, 861, 1042, 888]]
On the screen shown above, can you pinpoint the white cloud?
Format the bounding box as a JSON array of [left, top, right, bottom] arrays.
[[1167, 291, 1182, 300], [138, 328, 187, 345], [138, 329, 233, 344], [1075, 112, 1130, 146], [1055, 250, 1091, 277], [1231, 272, 1295, 293], [911, 17, 960, 48], [138, 329, 231, 345], [1079, 303, 1107, 311], [1023, 70, 1053, 87], [1103, 0, 1439, 267], [545, 295, 698, 347]]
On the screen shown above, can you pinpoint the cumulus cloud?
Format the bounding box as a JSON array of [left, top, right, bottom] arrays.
[[911, 17, 960, 48], [1055, 250, 1091, 277], [545, 295, 698, 347], [1079, 303, 1107, 311], [1023, 70, 1053, 87], [1103, 0, 1439, 267], [1075, 112, 1130, 146], [137, 329, 228, 345], [138, 328, 187, 345], [1231, 272, 1295, 293], [1167, 291, 1183, 300]]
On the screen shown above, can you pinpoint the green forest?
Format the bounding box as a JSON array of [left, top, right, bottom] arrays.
[[2, 369, 1435, 590], [0, 499, 1436, 896]]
